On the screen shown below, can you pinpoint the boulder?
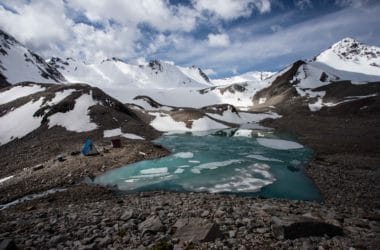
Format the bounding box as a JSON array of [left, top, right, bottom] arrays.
[[138, 216, 164, 234], [271, 216, 344, 240], [120, 209, 134, 221], [173, 218, 222, 243]]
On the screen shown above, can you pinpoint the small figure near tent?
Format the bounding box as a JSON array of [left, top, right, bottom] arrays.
[[111, 138, 122, 148], [81, 139, 99, 156]]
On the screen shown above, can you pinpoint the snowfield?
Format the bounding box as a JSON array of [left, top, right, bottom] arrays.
[[48, 92, 98, 132], [0, 97, 44, 145], [149, 112, 229, 132], [103, 128, 144, 140], [0, 85, 45, 105]]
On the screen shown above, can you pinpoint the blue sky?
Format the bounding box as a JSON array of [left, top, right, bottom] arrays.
[[0, 0, 379, 77]]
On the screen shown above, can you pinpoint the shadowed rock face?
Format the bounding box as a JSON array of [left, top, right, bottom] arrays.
[[271, 216, 344, 240], [283, 221, 344, 240], [253, 60, 305, 105], [0, 72, 10, 88]]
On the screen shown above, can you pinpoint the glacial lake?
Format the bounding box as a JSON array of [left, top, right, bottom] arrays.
[[93, 127, 321, 201]]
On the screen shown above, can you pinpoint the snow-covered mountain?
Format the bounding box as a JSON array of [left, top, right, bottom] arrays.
[[0, 30, 65, 85], [0, 30, 379, 111], [48, 57, 212, 89], [314, 37, 380, 76]]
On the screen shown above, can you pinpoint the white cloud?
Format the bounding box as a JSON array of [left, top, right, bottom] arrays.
[[335, 0, 373, 8], [155, 3, 380, 74], [193, 0, 271, 20], [295, 0, 313, 9], [67, 0, 198, 32], [270, 24, 283, 32], [0, 0, 379, 77], [203, 68, 217, 75], [208, 33, 231, 47], [0, 0, 72, 49]]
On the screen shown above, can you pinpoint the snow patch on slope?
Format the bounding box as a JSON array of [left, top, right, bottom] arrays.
[[149, 112, 228, 132], [0, 98, 44, 145], [103, 128, 145, 140], [0, 84, 45, 105], [48, 93, 98, 132]]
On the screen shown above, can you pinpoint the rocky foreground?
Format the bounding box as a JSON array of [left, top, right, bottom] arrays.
[[0, 185, 378, 250]]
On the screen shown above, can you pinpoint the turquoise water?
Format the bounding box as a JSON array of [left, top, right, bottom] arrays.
[[94, 128, 321, 201]]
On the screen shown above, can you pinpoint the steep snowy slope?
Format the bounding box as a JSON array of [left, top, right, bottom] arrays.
[[315, 37, 380, 76], [0, 30, 65, 85], [177, 65, 211, 85]]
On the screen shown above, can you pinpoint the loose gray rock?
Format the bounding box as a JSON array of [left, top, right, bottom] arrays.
[[271, 216, 344, 240], [138, 216, 164, 234], [173, 217, 222, 243], [120, 209, 134, 221]]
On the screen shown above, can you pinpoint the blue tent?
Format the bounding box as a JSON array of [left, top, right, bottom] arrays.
[[81, 139, 99, 156]]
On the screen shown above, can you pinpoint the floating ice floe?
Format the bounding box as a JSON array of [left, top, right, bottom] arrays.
[[140, 167, 168, 175], [191, 163, 276, 193], [174, 152, 194, 159], [191, 159, 242, 174], [257, 138, 304, 150], [245, 154, 283, 162], [174, 168, 185, 174]]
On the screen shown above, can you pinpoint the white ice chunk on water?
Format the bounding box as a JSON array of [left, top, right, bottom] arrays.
[[174, 168, 185, 174], [191, 163, 275, 193], [174, 152, 194, 159], [257, 138, 303, 150], [246, 154, 283, 162], [192, 159, 242, 173], [140, 167, 168, 175]]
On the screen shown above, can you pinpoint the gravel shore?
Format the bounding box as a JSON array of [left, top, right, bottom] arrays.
[[1, 186, 379, 249]]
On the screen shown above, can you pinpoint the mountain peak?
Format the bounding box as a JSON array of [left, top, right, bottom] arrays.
[[314, 37, 380, 76]]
